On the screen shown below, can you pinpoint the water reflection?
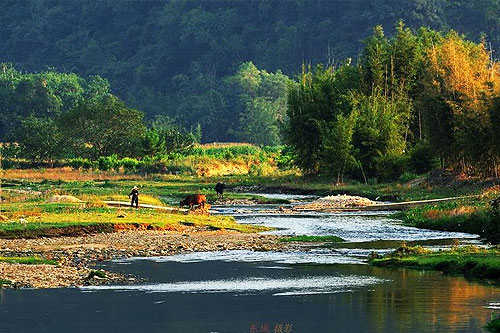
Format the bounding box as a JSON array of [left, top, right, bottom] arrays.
[[0, 260, 498, 332], [360, 266, 498, 332]]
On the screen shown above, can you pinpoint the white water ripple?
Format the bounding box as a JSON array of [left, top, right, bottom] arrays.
[[81, 275, 387, 296], [113, 249, 365, 265]]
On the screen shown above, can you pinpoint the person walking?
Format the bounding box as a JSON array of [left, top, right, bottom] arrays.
[[129, 186, 139, 208]]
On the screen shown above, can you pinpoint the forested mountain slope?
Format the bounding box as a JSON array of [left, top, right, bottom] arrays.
[[1, 0, 498, 141]]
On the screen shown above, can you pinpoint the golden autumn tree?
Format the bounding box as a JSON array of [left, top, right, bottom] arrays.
[[421, 32, 500, 174]]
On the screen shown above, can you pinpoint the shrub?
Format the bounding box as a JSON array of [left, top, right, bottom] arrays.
[[119, 157, 140, 173], [97, 155, 118, 171], [408, 141, 440, 174], [375, 154, 410, 181]]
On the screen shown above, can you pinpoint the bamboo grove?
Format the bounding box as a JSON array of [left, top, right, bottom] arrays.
[[286, 22, 500, 180]]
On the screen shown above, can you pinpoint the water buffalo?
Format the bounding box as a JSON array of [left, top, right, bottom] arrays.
[[180, 194, 207, 210], [214, 182, 225, 199]]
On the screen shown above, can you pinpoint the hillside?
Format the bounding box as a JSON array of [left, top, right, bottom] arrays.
[[1, 0, 499, 141]]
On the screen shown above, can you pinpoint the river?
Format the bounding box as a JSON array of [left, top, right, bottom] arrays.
[[0, 194, 498, 332]]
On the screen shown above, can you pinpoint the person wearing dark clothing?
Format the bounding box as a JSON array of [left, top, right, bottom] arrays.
[[129, 186, 139, 208], [214, 182, 225, 199]]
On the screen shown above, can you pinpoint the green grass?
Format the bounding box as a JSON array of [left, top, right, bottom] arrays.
[[2, 171, 497, 241], [370, 246, 500, 281], [0, 256, 58, 265], [87, 270, 106, 279], [279, 235, 344, 243], [0, 201, 270, 238], [0, 278, 12, 287], [1, 177, 290, 206]]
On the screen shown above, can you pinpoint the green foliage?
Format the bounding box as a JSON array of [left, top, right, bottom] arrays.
[[408, 141, 440, 174], [59, 96, 146, 158], [14, 116, 63, 163], [0, 63, 110, 139], [398, 172, 420, 183], [286, 23, 499, 179], [375, 154, 410, 182], [230, 62, 293, 146], [371, 247, 500, 281], [485, 317, 500, 333], [286, 63, 360, 176], [183, 145, 261, 159], [68, 157, 93, 170], [351, 90, 411, 177], [144, 115, 200, 155], [2, 1, 497, 142], [97, 156, 118, 171], [399, 202, 500, 244], [87, 270, 106, 279]]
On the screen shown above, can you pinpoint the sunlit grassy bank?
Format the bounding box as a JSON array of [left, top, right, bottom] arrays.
[[370, 245, 500, 281], [0, 202, 269, 238], [396, 188, 500, 244], [2, 165, 499, 242]]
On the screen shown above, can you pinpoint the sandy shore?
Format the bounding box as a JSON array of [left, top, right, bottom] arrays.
[[0, 230, 291, 289]]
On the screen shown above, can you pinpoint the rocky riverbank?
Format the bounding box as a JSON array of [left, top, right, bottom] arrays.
[[0, 230, 291, 289]]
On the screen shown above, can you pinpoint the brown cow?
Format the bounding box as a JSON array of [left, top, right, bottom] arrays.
[[180, 194, 207, 210]]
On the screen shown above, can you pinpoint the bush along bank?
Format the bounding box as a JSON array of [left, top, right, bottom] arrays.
[[396, 196, 500, 244], [370, 244, 500, 282]]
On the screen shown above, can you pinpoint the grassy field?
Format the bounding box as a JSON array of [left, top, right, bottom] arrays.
[[0, 174, 280, 238], [0, 201, 269, 238], [370, 245, 500, 281], [1, 167, 499, 242]]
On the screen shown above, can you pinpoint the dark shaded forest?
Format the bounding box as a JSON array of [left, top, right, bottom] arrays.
[[1, 0, 498, 142]]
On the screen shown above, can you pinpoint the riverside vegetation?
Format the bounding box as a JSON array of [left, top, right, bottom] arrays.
[[1, 163, 499, 287], [0, 19, 499, 288], [370, 243, 500, 282]]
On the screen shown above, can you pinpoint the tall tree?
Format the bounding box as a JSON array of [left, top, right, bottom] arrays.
[[59, 95, 146, 158]]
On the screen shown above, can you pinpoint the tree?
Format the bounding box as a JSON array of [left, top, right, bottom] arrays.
[[59, 95, 146, 158], [142, 115, 200, 155], [286, 63, 360, 175], [351, 90, 411, 177], [0, 64, 111, 140], [320, 111, 357, 183], [420, 32, 500, 172], [14, 116, 63, 163], [230, 62, 292, 146]]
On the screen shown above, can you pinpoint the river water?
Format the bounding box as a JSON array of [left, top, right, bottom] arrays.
[[0, 195, 498, 333]]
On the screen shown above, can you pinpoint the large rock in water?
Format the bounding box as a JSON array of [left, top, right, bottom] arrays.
[[294, 194, 376, 211]]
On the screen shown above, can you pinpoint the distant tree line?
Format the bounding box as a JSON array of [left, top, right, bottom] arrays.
[[0, 62, 287, 163], [286, 23, 500, 179], [0, 65, 201, 163], [1, 0, 498, 142]]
